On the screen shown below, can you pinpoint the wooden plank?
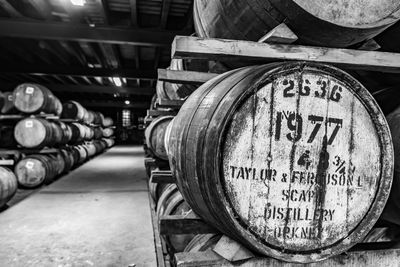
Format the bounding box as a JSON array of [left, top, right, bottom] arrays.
[[157, 99, 185, 109], [158, 69, 218, 84], [160, 0, 172, 28], [159, 215, 219, 235], [148, 193, 166, 267], [0, 159, 14, 166], [147, 110, 177, 117], [258, 23, 298, 44], [172, 36, 400, 73], [0, 19, 189, 47], [175, 248, 400, 267], [213, 236, 255, 262], [150, 170, 176, 184]]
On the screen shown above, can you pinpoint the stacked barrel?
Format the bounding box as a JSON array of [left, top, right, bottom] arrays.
[[144, 1, 400, 264], [0, 83, 115, 208]]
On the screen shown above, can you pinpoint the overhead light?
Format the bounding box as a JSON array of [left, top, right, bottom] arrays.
[[71, 0, 85, 6], [112, 77, 122, 87], [125, 100, 130, 105]]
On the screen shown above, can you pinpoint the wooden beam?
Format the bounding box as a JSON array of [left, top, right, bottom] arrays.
[[175, 248, 400, 267], [78, 101, 149, 108], [159, 215, 218, 235], [158, 69, 218, 84], [172, 36, 400, 73], [0, 65, 157, 79], [160, 0, 172, 28], [129, 0, 138, 27], [0, 20, 188, 47], [147, 110, 177, 117], [0, 83, 155, 95], [157, 99, 185, 109], [150, 170, 176, 183]]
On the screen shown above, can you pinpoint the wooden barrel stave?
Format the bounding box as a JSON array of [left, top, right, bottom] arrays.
[[169, 63, 393, 262], [0, 167, 18, 208], [145, 116, 174, 160], [157, 184, 195, 253], [194, 0, 400, 48]]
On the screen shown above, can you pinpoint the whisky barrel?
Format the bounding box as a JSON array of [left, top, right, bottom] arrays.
[[15, 155, 57, 188], [102, 128, 114, 138], [184, 234, 221, 252], [194, 0, 400, 47], [145, 116, 174, 160], [169, 59, 210, 99], [164, 117, 174, 157], [381, 106, 400, 225], [60, 149, 74, 172], [54, 121, 72, 145], [97, 112, 105, 127], [14, 118, 60, 148], [169, 63, 393, 262], [102, 138, 115, 148], [103, 117, 114, 128], [93, 127, 103, 140], [85, 110, 95, 125], [156, 80, 181, 101], [149, 181, 169, 202], [157, 184, 195, 253], [13, 83, 60, 114], [61, 101, 87, 122], [0, 167, 18, 208], [74, 145, 88, 164], [83, 143, 96, 157], [69, 123, 86, 144], [0, 92, 16, 114]]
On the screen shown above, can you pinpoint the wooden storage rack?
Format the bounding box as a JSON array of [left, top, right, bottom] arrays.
[[147, 24, 400, 266]]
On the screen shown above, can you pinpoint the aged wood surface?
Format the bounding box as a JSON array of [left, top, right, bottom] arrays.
[[258, 23, 298, 44], [169, 63, 393, 263], [156, 99, 185, 109], [158, 69, 218, 84], [159, 215, 218, 235], [193, 0, 400, 47], [175, 249, 400, 267], [222, 67, 386, 251], [172, 36, 400, 73], [147, 109, 177, 117], [150, 170, 176, 184], [213, 235, 255, 262]]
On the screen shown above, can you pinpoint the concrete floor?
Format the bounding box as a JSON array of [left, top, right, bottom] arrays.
[[0, 146, 157, 267]]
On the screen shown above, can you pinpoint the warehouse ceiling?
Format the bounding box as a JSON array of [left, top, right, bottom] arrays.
[[0, 0, 194, 110]]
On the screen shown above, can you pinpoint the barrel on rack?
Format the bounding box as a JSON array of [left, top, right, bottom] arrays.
[[13, 83, 62, 115], [15, 155, 58, 188], [0, 92, 16, 114], [184, 234, 222, 252], [149, 180, 169, 202], [61, 101, 87, 122], [60, 148, 75, 173], [381, 106, 400, 225], [145, 116, 174, 160], [68, 123, 86, 144], [169, 59, 211, 99], [54, 121, 72, 145], [102, 138, 115, 148], [102, 117, 114, 128], [0, 167, 18, 208], [168, 63, 393, 263], [93, 127, 103, 140], [82, 143, 96, 158], [157, 184, 195, 253], [194, 0, 400, 47], [73, 145, 88, 164], [14, 118, 62, 148], [102, 128, 114, 138]]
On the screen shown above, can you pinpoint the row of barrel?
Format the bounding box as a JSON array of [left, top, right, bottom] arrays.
[[0, 83, 114, 127], [13, 118, 114, 149], [0, 138, 115, 208], [145, 61, 400, 263]]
